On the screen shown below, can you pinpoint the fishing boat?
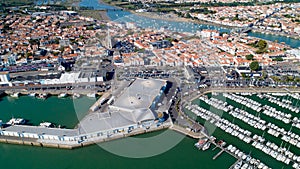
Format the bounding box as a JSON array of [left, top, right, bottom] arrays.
[[194, 138, 208, 149]]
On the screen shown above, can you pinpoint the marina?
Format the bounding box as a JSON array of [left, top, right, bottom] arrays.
[[184, 90, 300, 169]]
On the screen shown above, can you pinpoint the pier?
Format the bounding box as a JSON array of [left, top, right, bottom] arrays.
[[213, 149, 225, 160], [170, 125, 204, 139]]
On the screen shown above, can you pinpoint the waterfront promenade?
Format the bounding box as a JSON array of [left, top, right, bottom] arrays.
[[0, 123, 172, 149]]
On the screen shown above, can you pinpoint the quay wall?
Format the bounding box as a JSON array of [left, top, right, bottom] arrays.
[[0, 124, 172, 149]]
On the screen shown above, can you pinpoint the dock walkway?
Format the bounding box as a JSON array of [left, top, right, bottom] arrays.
[[213, 149, 224, 160], [170, 125, 204, 139]]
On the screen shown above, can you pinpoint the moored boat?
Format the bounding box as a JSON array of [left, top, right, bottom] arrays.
[[202, 142, 211, 151], [72, 93, 81, 99], [37, 93, 48, 100], [194, 138, 208, 149], [39, 122, 52, 128], [6, 118, 26, 125], [10, 92, 20, 98], [87, 93, 97, 98], [28, 93, 36, 97], [58, 93, 68, 98]]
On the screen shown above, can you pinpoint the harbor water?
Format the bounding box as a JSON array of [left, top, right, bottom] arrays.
[[0, 95, 95, 128]]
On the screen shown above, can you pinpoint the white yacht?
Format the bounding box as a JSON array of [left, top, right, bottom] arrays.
[[6, 118, 25, 125], [39, 122, 52, 128], [10, 92, 20, 98], [87, 93, 97, 98], [234, 160, 242, 169], [58, 93, 68, 98], [72, 93, 81, 99], [202, 142, 211, 151], [28, 93, 36, 97]]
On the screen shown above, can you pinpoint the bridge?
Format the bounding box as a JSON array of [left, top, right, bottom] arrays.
[[230, 26, 252, 34]]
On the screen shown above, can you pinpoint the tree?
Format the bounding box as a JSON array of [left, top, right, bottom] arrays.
[[262, 71, 267, 80], [250, 61, 259, 71], [257, 40, 267, 50], [246, 54, 254, 60], [241, 73, 246, 79], [272, 57, 283, 61]]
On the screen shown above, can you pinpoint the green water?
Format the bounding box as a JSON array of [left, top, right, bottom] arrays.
[[189, 93, 300, 169], [0, 95, 96, 128], [0, 96, 236, 169], [0, 131, 236, 169]]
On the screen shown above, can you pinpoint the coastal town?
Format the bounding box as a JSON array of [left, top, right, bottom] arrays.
[[1, 0, 300, 169], [188, 3, 300, 38]]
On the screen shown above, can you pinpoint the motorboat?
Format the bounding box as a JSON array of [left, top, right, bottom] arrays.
[[58, 93, 68, 98], [39, 122, 52, 128], [28, 93, 36, 97], [72, 93, 81, 99], [87, 93, 97, 98], [10, 92, 20, 98], [6, 118, 25, 125]]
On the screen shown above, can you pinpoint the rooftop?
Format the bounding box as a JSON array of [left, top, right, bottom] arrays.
[[4, 125, 78, 137], [112, 78, 166, 111], [80, 78, 167, 134]]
